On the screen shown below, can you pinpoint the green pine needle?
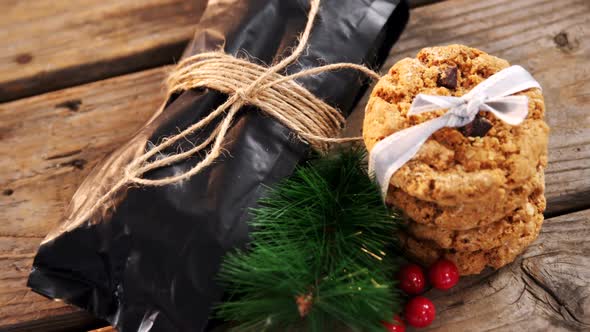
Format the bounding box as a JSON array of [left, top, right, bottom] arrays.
[[216, 149, 403, 331]]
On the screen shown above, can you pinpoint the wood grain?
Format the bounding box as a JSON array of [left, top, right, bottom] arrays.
[[90, 327, 117, 332], [0, 0, 435, 103], [0, 67, 167, 327], [2, 312, 107, 332], [0, 0, 588, 330], [345, 0, 590, 215], [0, 0, 204, 102], [420, 208, 590, 331]]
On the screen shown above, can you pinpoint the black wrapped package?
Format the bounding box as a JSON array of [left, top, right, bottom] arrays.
[[27, 0, 409, 331]]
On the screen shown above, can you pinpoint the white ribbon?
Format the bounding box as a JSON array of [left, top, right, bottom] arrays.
[[368, 65, 541, 196]]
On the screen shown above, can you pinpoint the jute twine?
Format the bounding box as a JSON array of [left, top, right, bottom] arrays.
[[77, 0, 380, 224]]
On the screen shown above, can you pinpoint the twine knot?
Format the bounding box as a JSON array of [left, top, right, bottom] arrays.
[[68, 0, 382, 228], [120, 0, 380, 187], [234, 88, 252, 102]]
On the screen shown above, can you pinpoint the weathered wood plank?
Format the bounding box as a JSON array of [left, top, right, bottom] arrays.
[[0, 68, 167, 327], [421, 208, 590, 331], [0, 0, 438, 103], [346, 0, 590, 215], [408, 0, 444, 8], [2, 312, 107, 332], [0, 0, 588, 329], [90, 327, 117, 332], [0, 0, 204, 102]]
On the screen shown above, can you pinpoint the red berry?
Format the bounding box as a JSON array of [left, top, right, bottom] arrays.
[[398, 263, 426, 294], [404, 296, 436, 328], [428, 259, 459, 290], [382, 315, 405, 332]]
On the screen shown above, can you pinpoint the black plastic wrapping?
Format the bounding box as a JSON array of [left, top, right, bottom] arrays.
[[27, 1, 409, 331]]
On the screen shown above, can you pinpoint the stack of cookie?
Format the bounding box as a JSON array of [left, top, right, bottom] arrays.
[[363, 45, 549, 275]]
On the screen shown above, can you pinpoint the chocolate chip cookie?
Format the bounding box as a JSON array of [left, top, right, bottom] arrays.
[[398, 197, 544, 276], [363, 45, 549, 204], [405, 191, 545, 252], [388, 172, 545, 230]]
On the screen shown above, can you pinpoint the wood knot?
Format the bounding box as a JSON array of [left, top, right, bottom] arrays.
[[55, 99, 82, 112], [553, 32, 578, 52], [2, 189, 14, 196], [15, 53, 33, 64], [70, 159, 87, 170], [62, 158, 87, 170]]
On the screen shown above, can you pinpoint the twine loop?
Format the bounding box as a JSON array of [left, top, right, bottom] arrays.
[[65, 0, 382, 228], [121, 0, 380, 187]]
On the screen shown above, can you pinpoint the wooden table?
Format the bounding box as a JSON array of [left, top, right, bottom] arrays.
[[1, 0, 588, 331]]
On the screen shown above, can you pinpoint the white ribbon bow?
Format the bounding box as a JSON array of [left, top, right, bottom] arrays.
[[368, 65, 541, 196]]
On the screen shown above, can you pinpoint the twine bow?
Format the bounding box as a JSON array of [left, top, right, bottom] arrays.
[[123, 0, 379, 187], [71, 0, 380, 226], [369, 65, 542, 196]]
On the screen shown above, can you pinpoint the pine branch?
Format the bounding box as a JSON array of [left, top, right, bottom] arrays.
[[216, 149, 403, 331]]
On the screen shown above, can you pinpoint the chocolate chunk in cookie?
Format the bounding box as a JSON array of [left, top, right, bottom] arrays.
[[458, 114, 493, 137], [437, 66, 458, 89], [363, 45, 549, 204]]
